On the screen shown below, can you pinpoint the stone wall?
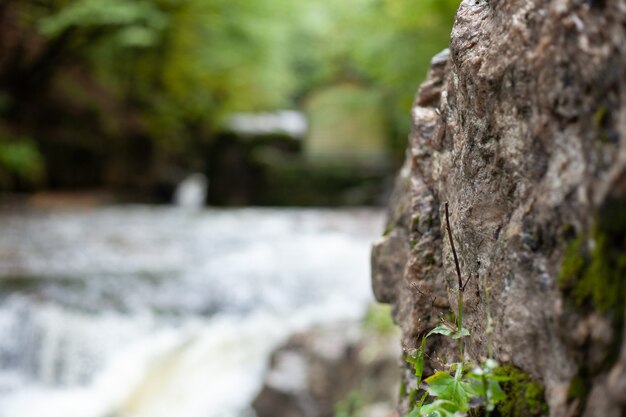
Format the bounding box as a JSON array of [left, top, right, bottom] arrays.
[[371, 1, 626, 416]]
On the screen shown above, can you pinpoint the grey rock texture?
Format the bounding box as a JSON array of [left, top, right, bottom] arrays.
[[252, 323, 400, 417], [371, 1, 626, 416]]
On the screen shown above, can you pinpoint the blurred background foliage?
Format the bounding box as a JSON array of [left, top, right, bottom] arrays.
[[0, 0, 458, 204]]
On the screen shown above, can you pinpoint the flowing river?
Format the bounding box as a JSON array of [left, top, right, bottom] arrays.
[[0, 206, 384, 417]]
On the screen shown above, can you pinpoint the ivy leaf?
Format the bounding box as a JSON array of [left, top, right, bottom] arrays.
[[424, 369, 472, 411], [451, 327, 470, 339], [406, 348, 425, 384], [406, 328, 434, 385], [467, 378, 486, 398], [418, 399, 458, 417], [426, 325, 453, 337], [406, 324, 470, 394], [466, 367, 507, 410], [488, 379, 507, 403]]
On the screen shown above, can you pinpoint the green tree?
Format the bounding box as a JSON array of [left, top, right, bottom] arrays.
[[0, 0, 459, 191]]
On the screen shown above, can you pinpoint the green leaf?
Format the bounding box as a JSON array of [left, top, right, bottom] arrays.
[[417, 390, 429, 408], [466, 378, 484, 398], [426, 325, 453, 337], [425, 372, 455, 397], [405, 349, 425, 382], [451, 327, 470, 339], [424, 370, 472, 412], [467, 368, 510, 382], [418, 399, 458, 417], [465, 364, 507, 410], [406, 328, 434, 385], [407, 324, 460, 384], [488, 379, 507, 403]]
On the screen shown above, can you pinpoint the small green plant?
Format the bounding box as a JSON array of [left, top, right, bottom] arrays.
[[363, 303, 396, 335], [403, 203, 507, 417], [334, 390, 363, 417]]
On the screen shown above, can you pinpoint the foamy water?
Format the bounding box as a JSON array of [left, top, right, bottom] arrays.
[[0, 207, 383, 417]]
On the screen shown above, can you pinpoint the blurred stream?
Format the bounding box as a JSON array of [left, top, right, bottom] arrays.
[[0, 207, 384, 417]]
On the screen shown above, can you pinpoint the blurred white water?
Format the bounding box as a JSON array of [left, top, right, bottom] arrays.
[[0, 207, 384, 417], [173, 173, 208, 209]]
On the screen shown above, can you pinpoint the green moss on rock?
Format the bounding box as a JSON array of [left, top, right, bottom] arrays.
[[411, 216, 421, 231], [557, 199, 626, 316], [557, 234, 586, 288], [557, 200, 626, 413], [425, 253, 436, 266], [566, 372, 591, 412], [494, 366, 548, 417]]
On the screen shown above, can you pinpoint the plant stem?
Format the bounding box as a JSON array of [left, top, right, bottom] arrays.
[[482, 374, 490, 417], [445, 202, 464, 362], [457, 289, 464, 361], [483, 275, 494, 360], [445, 203, 463, 291]]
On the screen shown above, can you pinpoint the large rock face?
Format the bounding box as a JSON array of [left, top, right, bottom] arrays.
[[372, 1, 626, 416]]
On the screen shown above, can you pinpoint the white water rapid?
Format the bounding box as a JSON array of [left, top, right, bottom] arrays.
[[0, 207, 383, 417]]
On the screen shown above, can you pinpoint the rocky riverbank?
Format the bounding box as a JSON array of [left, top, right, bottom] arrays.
[[252, 313, 401, 417], [372, 0, 626, 416]]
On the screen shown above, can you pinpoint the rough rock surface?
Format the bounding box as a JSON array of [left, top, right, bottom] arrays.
[[252, 323, 400, 417], [371, 1, 626, 416]]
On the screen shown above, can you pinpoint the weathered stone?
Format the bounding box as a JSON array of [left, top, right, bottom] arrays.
[[252, 323, 400, 417], [372, 1, 626, 416]]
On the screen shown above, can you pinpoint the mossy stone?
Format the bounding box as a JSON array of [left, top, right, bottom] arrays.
[[493, 366, 548, 417], [565, 373, 591, 412], [557, 199, 626, 317]]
